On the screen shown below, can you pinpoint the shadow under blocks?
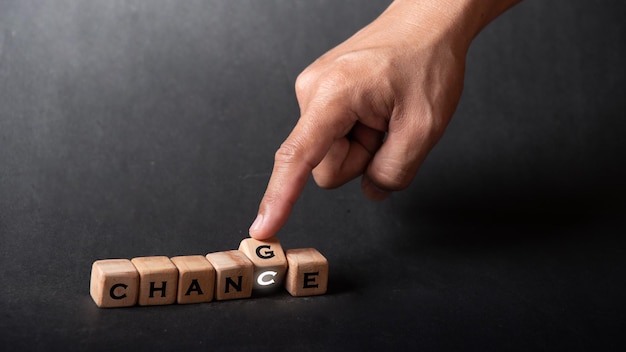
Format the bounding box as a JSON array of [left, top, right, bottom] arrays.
[[89, 237, 329, 308]]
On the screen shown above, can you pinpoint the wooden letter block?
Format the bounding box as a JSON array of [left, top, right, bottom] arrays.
[[131, 256, 178, 306], [90, 259, 139, 308], [170, 255, 215, 304], [205, 250, 253, 301], [285, 248, 329, 297], [238, 237, 288, 291]]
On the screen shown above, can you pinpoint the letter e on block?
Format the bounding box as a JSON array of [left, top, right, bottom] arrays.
[[170, 255, 215, 304], [285, 248, 329, 297], [205, 250, 253, 301], [238, 237, 288, 291], [131, 256, 179, 306], [90, 259, 139, 308]]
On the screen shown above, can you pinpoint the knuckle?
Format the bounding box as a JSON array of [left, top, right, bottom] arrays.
[[296, 57, 357, 99], [295, 69, 315, 97], [318, 66, 351, 93], [274, 140, 306, 166]]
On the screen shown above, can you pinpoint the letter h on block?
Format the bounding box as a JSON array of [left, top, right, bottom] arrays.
[[131, 256, 179, 306]]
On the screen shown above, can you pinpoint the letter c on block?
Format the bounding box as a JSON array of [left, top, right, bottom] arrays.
[[257, 271, 278, 286], [109, 283, 128, 300]]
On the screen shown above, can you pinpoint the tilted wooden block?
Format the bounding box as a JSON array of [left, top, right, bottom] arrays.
[[285, 248, 329, 297], [238, 237, 288, 291], [205, 250, 253, 301], [170, 255, 216, 304], [90, 259, 139, 308], [131, 256, 179, 306]]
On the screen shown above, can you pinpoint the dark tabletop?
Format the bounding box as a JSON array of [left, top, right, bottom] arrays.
[[1, 0, 625, 350]]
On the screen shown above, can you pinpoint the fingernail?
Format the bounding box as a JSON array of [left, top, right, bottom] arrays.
[[249, 214, 264, 236]]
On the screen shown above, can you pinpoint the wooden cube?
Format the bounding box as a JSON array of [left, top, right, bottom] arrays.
[[238, 237, 288, 291], [205, 250, 253, 301], [90, 259, 139, 308], [170, 255, 215, 304], [131, 256, 179, 306], [285, 248, 329, 297]]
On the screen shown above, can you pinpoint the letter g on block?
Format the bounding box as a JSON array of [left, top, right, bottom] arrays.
[[256, 245, 275, 259]]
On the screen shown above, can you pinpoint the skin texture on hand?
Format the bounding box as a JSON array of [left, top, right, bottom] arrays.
[[249, 0, 522, 240]]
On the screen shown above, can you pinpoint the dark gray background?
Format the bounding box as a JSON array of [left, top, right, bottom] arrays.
[[1, 0, 625, 350]]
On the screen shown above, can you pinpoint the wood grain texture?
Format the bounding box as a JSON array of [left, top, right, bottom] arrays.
[[170, 255, 215, 304], [90, 259, 139, 308], [205, 250, 254, 301], [131, 256, 179, 306], [285, 248, 329, 297], [238, 237, 288, 290]]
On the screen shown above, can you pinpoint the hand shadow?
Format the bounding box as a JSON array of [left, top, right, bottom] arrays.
[[386, 178, 626, 253]]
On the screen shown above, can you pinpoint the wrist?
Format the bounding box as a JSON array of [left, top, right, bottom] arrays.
[[384, 0, 522, 53]]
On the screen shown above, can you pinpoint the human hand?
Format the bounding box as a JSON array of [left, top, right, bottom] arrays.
[[249, 0, 521, 240]]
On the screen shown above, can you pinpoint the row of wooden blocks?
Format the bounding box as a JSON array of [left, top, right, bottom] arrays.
[[90, 238, 328, 308]]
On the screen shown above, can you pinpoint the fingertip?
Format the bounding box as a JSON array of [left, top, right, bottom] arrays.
[[248, 214, 269, 240], [249, 196, 293, 240], [248, 213, 281, 240]]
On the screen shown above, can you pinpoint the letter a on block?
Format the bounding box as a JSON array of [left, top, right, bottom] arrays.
[[205, 250, 253, 301], [131, 256, 179, 306], [90, 259, 139, 308], [238, 237, 288, 291], [285, 248, 329, 297], [170, 255, 215, 304]]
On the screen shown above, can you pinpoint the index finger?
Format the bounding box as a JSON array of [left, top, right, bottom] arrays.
[[249, 105, 355, 239]]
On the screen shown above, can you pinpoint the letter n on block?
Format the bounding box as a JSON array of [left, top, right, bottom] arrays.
[[205, 250, 253, 301], [131, 256, 179, 306], [170, 255, 215, 304], [90, 259, 139, 308], [285, 248, 329, 297]]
